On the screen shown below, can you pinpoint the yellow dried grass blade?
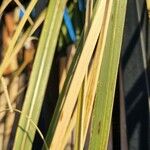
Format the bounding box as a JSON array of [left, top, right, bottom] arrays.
[[60, 107, 77, 149], [1, 77, 13, 112], [146, 0, 150, 17], [75, 0, 93, 148]]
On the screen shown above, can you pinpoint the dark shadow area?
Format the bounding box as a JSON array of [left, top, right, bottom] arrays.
[[122, 1, 146, 71], [112, 77, 121, 150], [124, 71, 149, 150], [121, 0, 150, 149]]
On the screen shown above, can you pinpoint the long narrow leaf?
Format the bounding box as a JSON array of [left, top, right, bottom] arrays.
[[83, 0, 113, 144], [89, 0, 127, 149], [13, 0, 67, 149]]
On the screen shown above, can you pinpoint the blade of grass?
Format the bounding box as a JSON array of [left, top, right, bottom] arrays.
[[75, 0, 93, 148], [146, 0, 150, 17], [13, 0, 67, 149], [83, 0, 113, 144], [89, 0, 127, 149], [1, 77, 13, 112], [44, 0, 107, 149], [60, 106, 77, 149], [75, 82, 85, 150], [59, 45, 76, 148]]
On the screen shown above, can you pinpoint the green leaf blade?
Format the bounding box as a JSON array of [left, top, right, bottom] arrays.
[[13, 0, 67, 149], [89, 0, 127, 150]]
